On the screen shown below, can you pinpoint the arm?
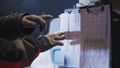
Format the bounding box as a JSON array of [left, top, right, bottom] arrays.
[[0, 13, 53, 40], [0, 13, 53, 62], [0, 38, 24, 62], [0, 13, 30, 40], [37, 32, 65, 52]]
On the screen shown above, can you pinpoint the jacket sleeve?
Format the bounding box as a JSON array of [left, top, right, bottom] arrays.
[[0, 13, 34, 40], [0, 38, 24, 62]]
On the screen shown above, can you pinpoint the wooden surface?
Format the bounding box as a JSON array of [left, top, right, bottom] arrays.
[[80, 5, 111, 68]]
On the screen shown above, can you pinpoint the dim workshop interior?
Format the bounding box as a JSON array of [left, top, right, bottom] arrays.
[[0, 0, 120, 68]]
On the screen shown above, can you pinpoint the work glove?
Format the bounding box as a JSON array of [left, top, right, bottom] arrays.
[[38, 32, 65, 52], [22, 14, 53, 31]]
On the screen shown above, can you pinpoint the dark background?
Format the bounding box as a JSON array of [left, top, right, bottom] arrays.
[[0, 0, 78, 17]]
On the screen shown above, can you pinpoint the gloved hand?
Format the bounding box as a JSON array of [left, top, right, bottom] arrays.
[[22, 14, 53, 31], [44, 32, 65, 46], [38, 32, 65, 52]]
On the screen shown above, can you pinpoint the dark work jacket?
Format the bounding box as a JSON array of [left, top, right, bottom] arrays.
[[0, 13, 41, 68]]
